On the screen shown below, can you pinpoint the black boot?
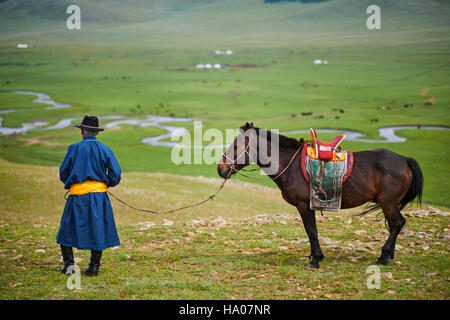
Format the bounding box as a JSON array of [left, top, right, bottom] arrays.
[[60, 245, 75, 274], [83, 250, 102, 276]]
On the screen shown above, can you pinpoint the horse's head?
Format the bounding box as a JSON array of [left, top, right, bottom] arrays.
[[217, 122, 256, 179]]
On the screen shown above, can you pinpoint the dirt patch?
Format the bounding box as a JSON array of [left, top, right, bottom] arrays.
[[4, 126, 122, 147], [420, 88, 436, 106], [420, 88, 430, 97], [227, 90, 241, 104], [172, 68, 192, 72], [22, 137, 65, 147], [5, 134, 65, 147], [426, 96, 436, 106], [228, 64, 265, 70]]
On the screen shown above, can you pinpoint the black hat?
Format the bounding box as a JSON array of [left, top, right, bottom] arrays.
[[74, 116, 104, 132]]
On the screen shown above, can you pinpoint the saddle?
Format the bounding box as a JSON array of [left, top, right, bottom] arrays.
[[307, 128, 346, 161], [301, 128, 354, 212]]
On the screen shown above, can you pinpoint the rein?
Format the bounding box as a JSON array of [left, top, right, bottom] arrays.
[[230, 136, 304, 181], [222, 133, 303, 181], [234, 146, 302, 181], [222, 132, 256, 175], [106, 169, 232, 215], [271, 145, 302, 180], [79, 135, 303, 215]]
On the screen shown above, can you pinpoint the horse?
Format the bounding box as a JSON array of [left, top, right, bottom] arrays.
[[217, 122, 423, 268]]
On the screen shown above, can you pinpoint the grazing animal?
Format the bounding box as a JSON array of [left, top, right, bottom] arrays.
[[217, 122, 423, 268]]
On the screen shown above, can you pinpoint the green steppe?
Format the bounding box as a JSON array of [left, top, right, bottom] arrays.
[[0, 0, 448, 299]]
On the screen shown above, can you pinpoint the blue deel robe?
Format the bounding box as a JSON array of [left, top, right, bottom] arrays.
[[56, 135, 121, 250]]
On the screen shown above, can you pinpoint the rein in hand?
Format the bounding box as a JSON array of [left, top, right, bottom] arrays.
[[106, 168, 232, 215], [88, 139, 302, 215]]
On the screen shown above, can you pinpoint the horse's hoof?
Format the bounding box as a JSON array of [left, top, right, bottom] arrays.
[[306, 263, 320, 269], [375, 259, 389, 265]]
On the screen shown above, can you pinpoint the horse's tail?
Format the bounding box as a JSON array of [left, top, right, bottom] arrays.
[[399, 157, 424, 211], [358, 156, 424, 217]]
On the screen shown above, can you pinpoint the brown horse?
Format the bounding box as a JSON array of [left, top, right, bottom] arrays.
[[217, 122, 423, 268]]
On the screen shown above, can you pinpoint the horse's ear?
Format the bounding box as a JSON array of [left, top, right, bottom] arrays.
[[241, 122, 254, 131]]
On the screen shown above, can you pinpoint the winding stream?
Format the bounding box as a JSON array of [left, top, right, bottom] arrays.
[[0, 91, 448, 146]]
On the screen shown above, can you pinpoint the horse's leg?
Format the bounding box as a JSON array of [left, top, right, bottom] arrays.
[[376, 202, 406, 265], [297, 202, 324, 268]]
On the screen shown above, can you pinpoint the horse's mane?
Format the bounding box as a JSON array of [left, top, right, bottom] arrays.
[[251, 127, 305, 149]]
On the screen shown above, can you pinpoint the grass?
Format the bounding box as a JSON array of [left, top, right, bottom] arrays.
[[0, 157, 448, 299], [0, 2, 449, 206], [2, 217, 448, 299], [0, 0, 449, 299]]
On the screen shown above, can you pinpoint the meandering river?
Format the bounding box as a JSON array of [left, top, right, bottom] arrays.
[[0, 91, 448, 147]]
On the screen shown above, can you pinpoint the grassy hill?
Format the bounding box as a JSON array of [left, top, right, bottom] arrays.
[[0, 0, 449, 206], [0, 0, 449, 300], [0, 157, 448, 299], [1, 0, 449, 46]]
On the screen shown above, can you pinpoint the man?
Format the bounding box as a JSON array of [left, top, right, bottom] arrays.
[[57, 115, 121, 276]]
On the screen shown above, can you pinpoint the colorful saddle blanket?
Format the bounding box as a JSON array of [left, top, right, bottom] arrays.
[[301, 129, 354, 212]]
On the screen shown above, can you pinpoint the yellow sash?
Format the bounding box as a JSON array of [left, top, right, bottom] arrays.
[[69, 180, 107, 195], [306, 146, 347, 162]]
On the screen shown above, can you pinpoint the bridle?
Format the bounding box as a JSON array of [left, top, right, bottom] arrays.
[[221, 132, 303, 180], [221, 132, 256, 174]]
